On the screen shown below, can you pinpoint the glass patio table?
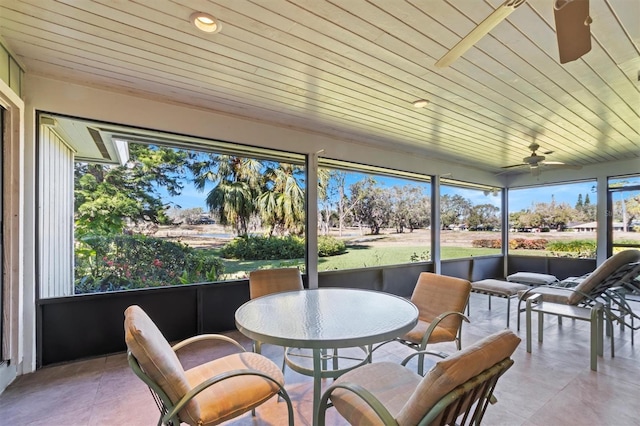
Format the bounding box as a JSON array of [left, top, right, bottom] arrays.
[[235, 287, 418, 425]]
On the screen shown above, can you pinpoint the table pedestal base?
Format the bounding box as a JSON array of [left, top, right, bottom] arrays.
[[284, 346, 370, 425]]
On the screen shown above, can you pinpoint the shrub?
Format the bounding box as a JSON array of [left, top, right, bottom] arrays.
[[471, 239, 502, 248], [318, 235, 347, 257], [509, 238, 548, 250], [221, 235, 305, 260], [470, 238, 549, 249], [546, 239, 596, 258], [74, 234, 224, 294]]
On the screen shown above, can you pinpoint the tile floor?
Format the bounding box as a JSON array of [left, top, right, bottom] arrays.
[[1, 292, 639, 425]]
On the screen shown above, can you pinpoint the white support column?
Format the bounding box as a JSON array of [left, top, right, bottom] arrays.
[[306, 152, 320, 289], [502, 188, 509, 277], [596, 176, 608, 265], [0, 78, 29, 389], [431, 176, 441, 274]]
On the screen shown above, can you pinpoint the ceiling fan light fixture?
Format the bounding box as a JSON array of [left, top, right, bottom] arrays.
[[525, 154, 546, 163], [190, 12, 221, 33], [412, 99, 429, 108]]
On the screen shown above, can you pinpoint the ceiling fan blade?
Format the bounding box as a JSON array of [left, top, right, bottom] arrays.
[[435, 0, 526, 68], [554, 0, 592, 64], [500, 143, 583, 175], [501, 163, 528, 169], [542, 162, 583, 170]]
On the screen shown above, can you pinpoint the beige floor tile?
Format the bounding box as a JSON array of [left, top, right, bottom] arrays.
[[0, 293, 637, 425]]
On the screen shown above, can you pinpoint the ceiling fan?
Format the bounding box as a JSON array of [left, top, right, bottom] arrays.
[[500, 143, 582, 176], [435, 0, 592, 68]]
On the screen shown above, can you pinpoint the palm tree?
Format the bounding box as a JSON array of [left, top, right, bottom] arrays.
[[193, 154, 263, 235], [257, 163, 305, 236]]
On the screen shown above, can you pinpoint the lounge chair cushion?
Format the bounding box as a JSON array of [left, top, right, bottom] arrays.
[[472, 279, 529, 297], [507, 272, 558, 285], [518, 286, 571, 304], [568, 249, 640, 305]]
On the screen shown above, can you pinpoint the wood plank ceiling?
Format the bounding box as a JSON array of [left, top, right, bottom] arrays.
[[0, 0, 638, 174]]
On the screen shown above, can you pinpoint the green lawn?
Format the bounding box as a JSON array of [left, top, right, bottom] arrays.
[[214, 245, 504, 278], [182, 231, 622, 279]]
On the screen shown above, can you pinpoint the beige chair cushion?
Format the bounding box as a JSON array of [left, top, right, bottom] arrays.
[[331, 361, 422, 425], [185, 352, 285, 425], [249, 268, 303, 299], [126, 305, 285, 426], [397, 329, 521, 426], [567, 249, 640, 305], [408, 273, 471, 338], [330, 330, 520, 426], [124, 305, 199, 422], [402, 320, 457, 345]]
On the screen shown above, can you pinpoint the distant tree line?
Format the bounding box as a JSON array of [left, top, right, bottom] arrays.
[[75, 144, 639, 239], [319, 173, 432, 235], [509, 194, 596, 231]]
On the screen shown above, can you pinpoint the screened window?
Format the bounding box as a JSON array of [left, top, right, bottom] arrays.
[[72, 145, 306, 294], [508, 181, 597, 258], [39, 114, 306, 297], [440, 184, 502, 260], [317, 162, 431, 271], [608, 175, 640, 253]]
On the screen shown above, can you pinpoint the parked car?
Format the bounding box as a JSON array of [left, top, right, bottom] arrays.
[[187, 216, 215, 225]]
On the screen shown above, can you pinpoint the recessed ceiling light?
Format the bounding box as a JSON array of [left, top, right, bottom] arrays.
[[190, 12, 221, 33], [412, 99, 429, 108]]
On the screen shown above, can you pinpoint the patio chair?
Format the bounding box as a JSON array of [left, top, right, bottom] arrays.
[[318, 329, 521, 426], [604, 268, 640, 345], [249, 267, 305, 370], [372, 272, 471, 375], [249, 267, 304, 300], [517, 249, 640, 331], [521, 250, 640, 371], [124, 305, 293, 426]]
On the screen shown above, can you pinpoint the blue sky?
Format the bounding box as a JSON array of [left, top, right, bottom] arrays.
[[507, 181, 596, 212], [163, 184, 211, 211], [162, 170, 596, 213], [146, 144, 639, 215], [442, 182, 596, 212]]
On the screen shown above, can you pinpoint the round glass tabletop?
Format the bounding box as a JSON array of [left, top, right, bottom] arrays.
[[235, 287, 418, 349]]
